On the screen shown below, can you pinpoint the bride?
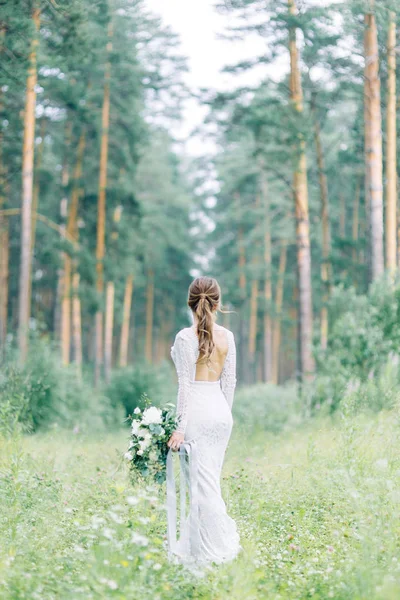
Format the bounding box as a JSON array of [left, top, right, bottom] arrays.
[[167, 276, 240, 565]]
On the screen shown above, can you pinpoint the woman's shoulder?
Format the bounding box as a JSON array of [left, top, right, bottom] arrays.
[[174, 326, 196, 342]]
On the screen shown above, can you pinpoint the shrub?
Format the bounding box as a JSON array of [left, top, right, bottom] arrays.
[[106, 361, 176, 418], [0, 340, 123, 433], [311, 276, 400, 413], [233, 382, 301, 434], [0, 368, 30, 437]]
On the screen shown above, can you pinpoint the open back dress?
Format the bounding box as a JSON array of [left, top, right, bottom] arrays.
[[169, 324, 240, 565]]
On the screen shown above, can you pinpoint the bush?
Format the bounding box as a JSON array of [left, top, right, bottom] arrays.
[[0, 368, 30, 437], [233, 382, 301, 434], [106, 361, 176, 418], [312, 276, 400, 413], [0, 340, 123, 433]]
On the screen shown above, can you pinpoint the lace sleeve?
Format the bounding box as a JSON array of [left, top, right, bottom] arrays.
[[220, 330, 237, 411], [171, 333, 192, 435]]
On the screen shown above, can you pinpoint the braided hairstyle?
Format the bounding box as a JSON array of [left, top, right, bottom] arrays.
[[187, 276, 221, 362]]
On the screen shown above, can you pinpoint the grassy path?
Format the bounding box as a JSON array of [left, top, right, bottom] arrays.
[[1, 410, 400, 599]]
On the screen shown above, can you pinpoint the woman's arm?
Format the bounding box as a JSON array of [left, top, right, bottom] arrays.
[[220, 330, 237, 411], [169, 334, 191, 448]]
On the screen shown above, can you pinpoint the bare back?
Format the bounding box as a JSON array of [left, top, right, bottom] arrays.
[[194, 326, 229, 382]]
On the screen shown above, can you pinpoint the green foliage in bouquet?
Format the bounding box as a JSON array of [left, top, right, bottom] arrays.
[[125, 395, 177, 484]]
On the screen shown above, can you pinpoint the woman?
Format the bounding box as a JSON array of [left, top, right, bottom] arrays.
[[167, 276, 240, 565]]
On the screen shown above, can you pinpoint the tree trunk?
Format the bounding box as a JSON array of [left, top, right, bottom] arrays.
[[0, 85, 8, 354], [385, 11, 397, 273], [271, 242, 287, 385], [103, 205, 121, 382], [95, 21, 113, 385], [288, 0, 314, 379], [0, 217, 8, 354], [71, 271, 82, 374], [248, 195, 260, 382], [104, 281, 115, 383], [18, 6, 40, 362], [352, 180, 360, 265], [119, 274, 134, 368], [54, 120, 73, 343], [260, 168, 272, 382], [235, 192, 247, 382], [364, 7, 384, 281], [145, 270, 154, 363], [312, 98, 331, 350], [61, 131, 86, 365], [31, 118, 46, 255]]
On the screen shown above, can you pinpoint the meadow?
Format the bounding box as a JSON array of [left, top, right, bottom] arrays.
[[2, 397, 400, 600]]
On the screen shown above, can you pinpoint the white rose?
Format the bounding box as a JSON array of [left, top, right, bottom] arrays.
[[141, 407, 162, 426], [134, 407, 141, 414], [124, 451, 133, 461], [131, 420, 140, 435]]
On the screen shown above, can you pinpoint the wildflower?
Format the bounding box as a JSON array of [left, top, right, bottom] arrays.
[[124, 451, 133, 461], [107, 580, 118, 590], [142, 406, 162, 425], [127, 496, 139, 506], [131, 532, 149, 546], [153, 563, 162, 570], [134, 407, 141, 414]]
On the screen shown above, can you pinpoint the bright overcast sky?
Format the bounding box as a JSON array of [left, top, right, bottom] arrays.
[[144, 0, 282, 155]]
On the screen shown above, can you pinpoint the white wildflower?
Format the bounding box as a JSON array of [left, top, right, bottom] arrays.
[[127, 496, 139, 506], [153, 563, 162, 571], [124, 451, 133, 461], [142, 406, 162, 425], [107, 580, 118, 590], [376, 458, 388, 470], [131, 532, 149, 546], [137, 449, 144, 456], [134, 407, 141, 414]]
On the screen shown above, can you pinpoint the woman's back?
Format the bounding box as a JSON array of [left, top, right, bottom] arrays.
[[194, 325, 229, 382]]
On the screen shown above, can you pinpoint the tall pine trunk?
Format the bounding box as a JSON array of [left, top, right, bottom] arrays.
[[260, 168, 272, 382], [61, 131, 86, 365], [104, 281, 114, 382], [248, 196, 260, 382], [288, 0, 314, 379], [71, 270, 82, 374], [312, 98, 331, 350], [119, 274, 134, 367], [364, 5, 384, 281], [95, 21, 112, 385], [385, 12, 397, 272], [104, 205, 121, 383], [271, 242, 287, 385], [145, 269, 154, 363], [0, 85, 8, 354], [352, 181, 360, 266], [18, 6, 40, 362]]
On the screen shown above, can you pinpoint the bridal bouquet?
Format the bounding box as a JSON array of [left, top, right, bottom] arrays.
[[124, 396, 177, 484]]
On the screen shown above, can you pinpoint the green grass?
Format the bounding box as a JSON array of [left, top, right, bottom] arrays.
[[1, 408, 400, 599]]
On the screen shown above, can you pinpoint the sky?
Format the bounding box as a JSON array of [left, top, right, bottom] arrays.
[[144, 0, 282, 156]]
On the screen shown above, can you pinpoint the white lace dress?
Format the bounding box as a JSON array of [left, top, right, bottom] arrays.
[[169, 325, 241, 565]]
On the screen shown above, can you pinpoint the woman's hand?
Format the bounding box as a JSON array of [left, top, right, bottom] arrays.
[[167, 431, 184, 452]]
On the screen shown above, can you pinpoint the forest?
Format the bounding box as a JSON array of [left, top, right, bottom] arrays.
[[2, 0, 400, 598]]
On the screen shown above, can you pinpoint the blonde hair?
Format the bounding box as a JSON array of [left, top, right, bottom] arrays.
[[187, 276, 221, 362]]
